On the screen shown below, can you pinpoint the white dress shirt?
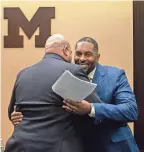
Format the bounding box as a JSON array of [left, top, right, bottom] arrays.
[[88, 67, 96, 118]]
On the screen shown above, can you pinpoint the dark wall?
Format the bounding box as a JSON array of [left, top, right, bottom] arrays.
[[133, 1, 144, 150]]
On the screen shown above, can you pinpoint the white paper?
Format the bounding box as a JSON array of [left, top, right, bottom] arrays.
[[52, 70, 97, 101]]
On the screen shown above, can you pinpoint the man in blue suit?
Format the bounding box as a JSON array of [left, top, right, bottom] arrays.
[[63, 37, 139, 152], [10, 37, 139, 152]]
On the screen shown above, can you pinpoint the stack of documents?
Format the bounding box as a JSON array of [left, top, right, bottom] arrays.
[[52, 70, 97, 101]]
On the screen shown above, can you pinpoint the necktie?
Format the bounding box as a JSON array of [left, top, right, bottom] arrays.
[[88, 77, 93, 82]]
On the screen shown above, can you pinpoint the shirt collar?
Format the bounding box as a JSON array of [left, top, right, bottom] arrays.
[[88, 67, 97, 81]]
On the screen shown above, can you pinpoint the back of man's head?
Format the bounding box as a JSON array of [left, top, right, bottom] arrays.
[[45, 34, 72, 63], [45, 34, 64, 44]]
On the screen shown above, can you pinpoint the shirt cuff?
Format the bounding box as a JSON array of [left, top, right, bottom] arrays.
[[88, 103, 95, 117]]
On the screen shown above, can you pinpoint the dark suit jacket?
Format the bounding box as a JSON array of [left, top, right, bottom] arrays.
[[5, 53, 98, 152]]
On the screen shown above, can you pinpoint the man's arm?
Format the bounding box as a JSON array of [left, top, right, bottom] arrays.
[[8, 68, 27, 121], [8, 81, 17, 120], [93, 70, 138, 122]]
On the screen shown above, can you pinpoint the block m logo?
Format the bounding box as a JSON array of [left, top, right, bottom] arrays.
[[4, 7, 55, 48]]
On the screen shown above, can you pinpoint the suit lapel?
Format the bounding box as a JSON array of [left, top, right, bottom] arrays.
[[92, 64, 105, 94]]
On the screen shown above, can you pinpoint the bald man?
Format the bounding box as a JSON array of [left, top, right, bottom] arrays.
[[5, 34, 98, 152]]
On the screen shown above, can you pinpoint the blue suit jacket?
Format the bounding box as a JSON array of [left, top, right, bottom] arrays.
[[88, 64, 139, 152]]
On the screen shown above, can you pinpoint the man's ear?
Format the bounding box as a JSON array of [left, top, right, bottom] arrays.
[[97, 53, 100, 62], [63, 45, 68, 56]]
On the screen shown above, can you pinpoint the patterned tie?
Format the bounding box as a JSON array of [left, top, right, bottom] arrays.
[[88, 77, 93, 82]]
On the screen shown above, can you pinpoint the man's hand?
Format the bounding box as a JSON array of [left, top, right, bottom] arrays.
[[11, 106, 23, 125], [62, 99, 91, 115]]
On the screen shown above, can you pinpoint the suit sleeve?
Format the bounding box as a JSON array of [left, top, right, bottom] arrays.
[[93, 70, 138, 122], [74, 66, 101, 103], [8, 68, 27, 120], [8, 81, 17, 120]]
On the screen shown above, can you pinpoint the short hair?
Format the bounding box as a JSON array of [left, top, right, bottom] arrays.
[[45, 34, 65, 46], [45, 34, 66, 49], [75, 37, 99, 52]]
